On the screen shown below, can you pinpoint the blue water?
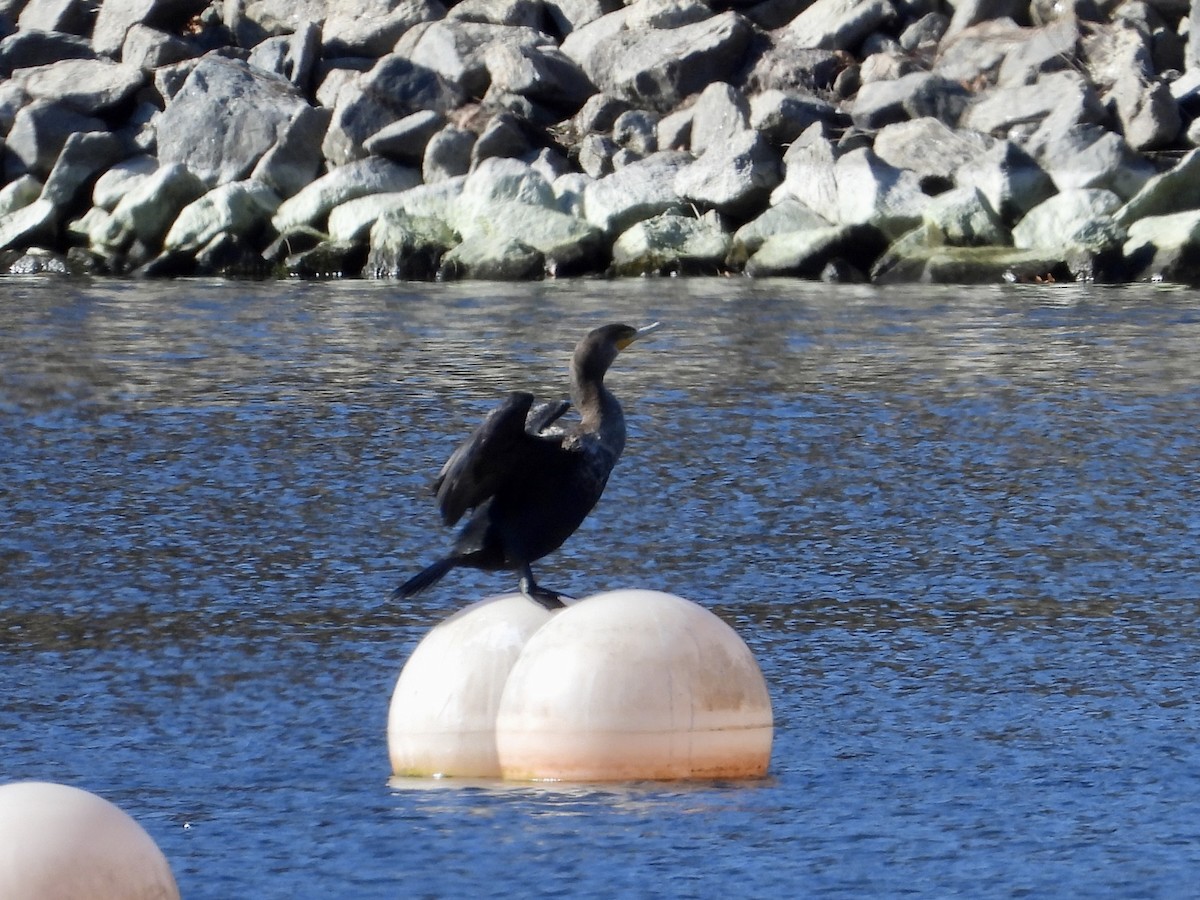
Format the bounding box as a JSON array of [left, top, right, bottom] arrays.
[[3, 278, 1200, 896]]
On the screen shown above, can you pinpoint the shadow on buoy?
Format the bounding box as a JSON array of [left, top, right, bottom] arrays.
[[0, 781, 179, 899], [387, 590, 773, 782]]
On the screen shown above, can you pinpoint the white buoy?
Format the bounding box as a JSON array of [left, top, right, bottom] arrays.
[[494, 590, 773, 781], [0, 781, 179, 900], [388, 593, 555, 777]]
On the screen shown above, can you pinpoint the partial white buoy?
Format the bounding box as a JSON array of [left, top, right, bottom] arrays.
[[388, 593, 555, 777], [496, 589, 773, 781], [0, 781, 179, 900]]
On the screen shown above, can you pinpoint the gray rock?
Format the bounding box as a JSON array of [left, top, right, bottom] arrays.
[[920, 186, 1008, 247], [851, 71, 970, 129], [727, 197, 832, 266], [249, 105, 331, 200], [364, 110, 446, 164], [0, 198, 57, 251], [552, 171, 592, 216], [365, 209, 457, 279], [157, 55, 318, 187], [17, 0, 94, 36], [1083, 22, 1181, 150], [785, 0, 896, 51], [689, 82, 750, 156], [739, 34, 844, 94], [748, 89, 840, 147], [956, 140, 1056, 224], [0, 81, 30, 134], [121, 24, 193, 71], [272, 156, 422, 232], [963, 70, 1105, 140], [322, 54, 466, 166], [625, 0, 714, 30], [322, 0, 443, 58], [91, 0, 207, 58], [471, 112, 532, 166], [1027, 123, 1155, 199], [11, 58, 144, 115], [873, 244, 1070, 283], [899, 11, 949, 50], [5, 99, 107, 180], [1122, 209, 1200, 282], [459, 156, 557, 210], [409, 21, 552, 98], [612, 110, 658, 155], [934, 19, 1035, 85], [92, 154, 157, 209], [247, 22, 320, 90], [746, 222, 887, 278], [327, 178, 463, 242], [40, 130, 125, 207], [835, 147, 927, 236], [581, 12, 753, 113], [574, 92, 633, 134], [423, 126, 476, 183], [1011, 188, 1123, 251], [770, 122, 840, 220], [0, 176, 43, 217], [1115, 147, 1200, 226], [611, 211, 731, 276], [995, 18, 1078, 86], [96, 163, 205, 251], [945, 0, 1025, 38], [438, 233, 545, 280], [656, 107, 693, 152], [577, 133, 619, 177], [674, 128, 781, 218], [164, 180, 282, 252], [485, 42, 595, 113], [582, 150, 692, 234], [462, 197, 607, 273], [873, 118, 995, 189], [544, 0, 620, 37], [0, 29, 94, 75]]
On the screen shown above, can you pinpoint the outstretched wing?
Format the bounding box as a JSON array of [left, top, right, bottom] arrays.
[[526, 399, 571, 436], [432, 392, 572, 526]]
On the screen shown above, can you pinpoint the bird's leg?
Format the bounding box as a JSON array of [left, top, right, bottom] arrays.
[[518, 565, 570, 610]]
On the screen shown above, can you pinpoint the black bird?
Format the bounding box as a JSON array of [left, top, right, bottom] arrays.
[[394, 322, 660, 609]]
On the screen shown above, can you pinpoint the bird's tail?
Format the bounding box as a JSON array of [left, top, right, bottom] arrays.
[[392, 558, 455, 600]]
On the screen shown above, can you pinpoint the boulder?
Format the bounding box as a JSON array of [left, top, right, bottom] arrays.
[[579, 12, 753, 112], [39, 130, 126, 208], [0, 198, 57, 251], [688, 82, 749, 156], [745, 222, 888, 278], [1122, 210, 1200, 282], [851, 71, 969, 129], [322, 54, 466, 166], [920, 186, 1008, 247], [835, 147, 928, 237], [1114, 148, 1200, 226], [0, 29, 95, 76], [322, 0, 443, 58], [770, 122, 840, 220], [156, 55, 320, 187], [955, 140, 1056, 224], [610, 211, 731, 275], [674, 128, 781, 219], [93, 163, 205, 251], [582, 150, 692, 233], [91, 0, 208, 57], [484, 42, 595, 113], [873, 117, 994, 190], [163, 180, 282, 252], [438, 233, 545, 280], [121, 24, 193, 71], [364, 110, 447, 164], [271, 156, 422, 232], [785, 0, 896, 51], [1011, 188, 1123, 250], [748, 89, 841, 147], [727, 197, 832, 266], [408, 20, 552, 98], [423, 126, 476, 183], [5, 99, 107, 180], [365, 208, 457, 279]]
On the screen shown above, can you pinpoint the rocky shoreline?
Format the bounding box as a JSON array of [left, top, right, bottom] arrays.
[[4, 0, 1200, 283]]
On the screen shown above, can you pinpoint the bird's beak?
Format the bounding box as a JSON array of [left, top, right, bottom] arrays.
[[618, 322, 661, 350]]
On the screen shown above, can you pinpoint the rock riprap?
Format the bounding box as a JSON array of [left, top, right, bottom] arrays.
[[0, 0, 1199, 283]]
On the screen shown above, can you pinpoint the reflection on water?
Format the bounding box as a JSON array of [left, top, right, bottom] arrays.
[[3, 278, 1200, 897]]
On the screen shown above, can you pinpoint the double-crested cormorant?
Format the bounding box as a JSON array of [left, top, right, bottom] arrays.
[[393, 322, 660, 609]]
